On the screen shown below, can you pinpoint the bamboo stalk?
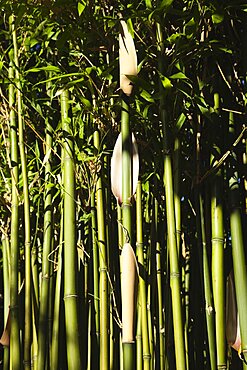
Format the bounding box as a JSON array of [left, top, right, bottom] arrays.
[[156, 21, 186, 369], [199, 194, 217, 369], [8, 16, 21, 369], [119, 19, 138, 369], [154, 198, 164, 370], [121, 96, 136, 370], [121, 97, 133, 241], [228, 112, 247, 362], [94, 129, 109, 370], [136, 181, 150, 370], [146, 234, 154, 370], [37, 113, 53, 370], [1, 233, 10, 370], [195, 118, 217, 369], [173, 136, 182, 257], [12, 14, 32, 369], [61, 89, 82, 370], [136, 296, 143, 370], [211, 92, 226, 369], [90, 190, 100, 369], [50, 213, 63, 370]]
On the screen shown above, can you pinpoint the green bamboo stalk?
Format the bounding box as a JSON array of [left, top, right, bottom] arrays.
[[61, 89, 82, 370], [87, 300, 92, 370], [121, 96, 135, 370], [94, 129, 108, 370], [156, 21, 186, 369], [211, 92, 226, 369], [90, 190, 100, 369], [121, 97, 132, 242], [37, 114, 53, 370], [228, 112, 247, 362], [154, 198, 165, 370], [31, 293, 38, 369], [2, 233, 10, 370], [50, 213, 63, 370], [136, 297, 143, 370], [147, 246, 154, 370], [12, 13, 32, 369], [8, 17, 21, 368], [199, 194, 217, 369], [211, 166, 226, 368], [195, 121, 216, 369], [173, 136, 182, 256], [161, 85, 186, 370], [117, 204, 123, 248], [136, 181, 150, 370]]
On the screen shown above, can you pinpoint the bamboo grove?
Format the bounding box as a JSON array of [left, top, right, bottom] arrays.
[[0, 1, 246, 369]]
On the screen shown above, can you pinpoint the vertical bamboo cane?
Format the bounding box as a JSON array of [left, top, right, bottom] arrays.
[[50, 213, 63, 370], [12, 15, 32, 369], [90, 191, 100, 369], [94, 129, 108, 370], [8, 17, 21, 368], [37, 109, 53, 370], [156, 22, 186, 370], [199, 194, 217, 370], [211, 92, 226, 369], [61, 89, 82, 370], [195, 120, 216, 369], [119, 19, 138, 369], [121, 96, 136, 370], [1, 233, 10, 370], [228, 112, 247, 362], [136, 181, 151, 370]]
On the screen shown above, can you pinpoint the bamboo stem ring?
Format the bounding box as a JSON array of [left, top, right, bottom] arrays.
[[63, 294, 78, 300], [170, 272, 180, 279]]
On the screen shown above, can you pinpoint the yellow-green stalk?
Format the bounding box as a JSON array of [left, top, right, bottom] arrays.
[[211, 92, 226, 369], [1, 233, 10, 370], [119, 18, 138, 370], [94, 129, 109, 370], [50, 213, 63, 370], [156, 22, 186, 370], [228, 112, 247, 362], [8, 16, 21, 369], [61, 89, 82, 369], [136, 181, 151, 370], [37, 107, 53, 370], [12, 14, 32, 368]]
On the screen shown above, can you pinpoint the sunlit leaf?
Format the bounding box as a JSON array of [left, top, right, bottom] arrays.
[[170, 72, 188, 80], [159, 72, 173, 89], [78, 1, 86, 16], [212, 12, 224, 24]]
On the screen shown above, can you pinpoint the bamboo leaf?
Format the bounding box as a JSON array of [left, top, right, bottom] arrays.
[[212, 12, 224, 24], [26, 65, 61, 73], [158, 72, 173, 89], [170, 72, 188, 80], [78, 1, 86, 16]]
